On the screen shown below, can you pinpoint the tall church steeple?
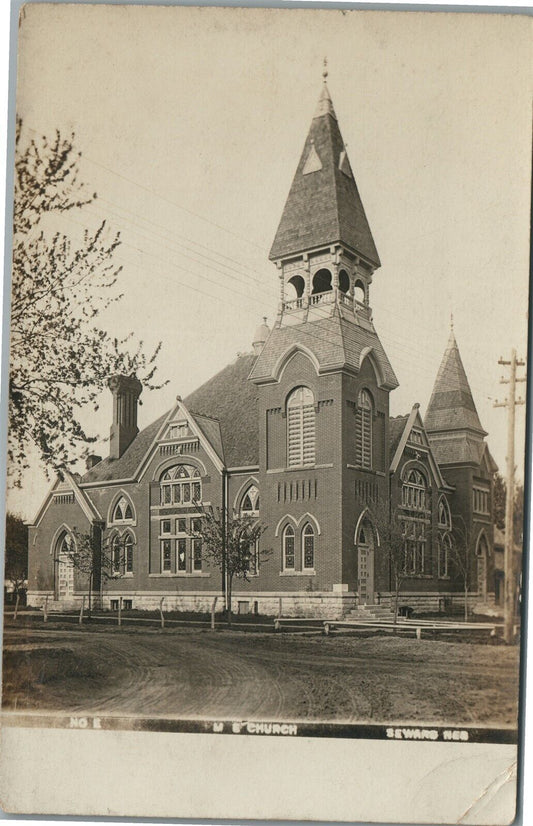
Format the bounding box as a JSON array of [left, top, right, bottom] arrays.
[[269, 69, 381, 334]]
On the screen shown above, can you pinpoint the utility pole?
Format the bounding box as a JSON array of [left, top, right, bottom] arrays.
[[494, 349, 526, 643]]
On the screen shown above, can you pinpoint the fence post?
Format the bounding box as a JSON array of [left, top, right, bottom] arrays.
[[79, 595, 85, 625], [278, 597, 282, 619], [118, 596, 122, 627], [211, 596, 217, 631], [13, 593, 20, 621], [416, 627, 422, 640], [43, 595, 49, 623], [159, 597, 165, 629]]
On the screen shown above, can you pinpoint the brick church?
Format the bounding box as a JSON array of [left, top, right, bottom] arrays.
[[26, 77, 498, 617]]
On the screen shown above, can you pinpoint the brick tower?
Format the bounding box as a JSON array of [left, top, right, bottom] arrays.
[[249, 69, 398, 608]]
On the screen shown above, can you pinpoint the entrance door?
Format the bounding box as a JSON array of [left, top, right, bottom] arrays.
[[56, 555, 74, 600], [357, 523, 375, 605]]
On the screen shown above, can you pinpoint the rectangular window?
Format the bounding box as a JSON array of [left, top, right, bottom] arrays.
[[177, 518, 187, 534], [177, 538, 187, 572], [162, 486, 171, 505], [473, 487, 489, 514], [192, 538, 202, 571], [182, 483, 191, 503], [161, 540, 172, 572], [192, 482, 201, 502], [191, 518, 201, 534], [173, 484, 181, 504], [161, 520, 171, 534]]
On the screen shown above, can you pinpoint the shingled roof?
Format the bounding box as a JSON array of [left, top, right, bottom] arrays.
[[389, 414, 410, 458], [184, 353, 259, 468], [269, 82, 380, 266], [425, 331, 486, 436], [249, 313, 398, 390]]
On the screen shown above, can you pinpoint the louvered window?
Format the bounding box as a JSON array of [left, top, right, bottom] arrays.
[[287, 386, 315, 467], [356, 389, 373, 469]]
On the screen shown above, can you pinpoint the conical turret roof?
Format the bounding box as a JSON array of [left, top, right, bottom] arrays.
[[425, 331, 486, 435], [269, 82, 380, 266]]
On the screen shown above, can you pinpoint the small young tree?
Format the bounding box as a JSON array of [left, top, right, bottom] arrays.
[[372, 503, 409, 623], [62, 527, 123, 616], [448, 515, 474, 621], [4, 511, 29, 600], [197, 507, 269, 626]]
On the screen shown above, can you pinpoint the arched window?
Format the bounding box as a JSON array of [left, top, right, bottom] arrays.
[[402, 469, 427, 510], [124, 533, 134, 574], [302, 523, 315, 570], [241, 484, 259, 515], [438, 533, 451, 578], [438, 496, 451, 529], [283, 525, 295, 570], [356, 389, 373, 469], [112, 495, 134, 523], [287, 386, 315, 467], [160, 464, 202, 505], [111, 535, 122, 575], [287, 275, 305, 299]]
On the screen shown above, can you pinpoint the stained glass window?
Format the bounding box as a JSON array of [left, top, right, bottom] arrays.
[[193, 538, 202, 571], [112, 496, 134, 523], [177, 538, 187, 571], [124, 534, 134, 573], [162, 539, 172, 572], [303, 524, 315, 569], [283, 525, 295, 569], [160, 465, 202, 506]]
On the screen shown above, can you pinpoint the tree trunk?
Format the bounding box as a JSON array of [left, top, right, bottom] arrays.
[[88, 570, 93, 618], [393, 585, 399, 625], [464, 584, 468, 622], [227, 575, 233, 627]]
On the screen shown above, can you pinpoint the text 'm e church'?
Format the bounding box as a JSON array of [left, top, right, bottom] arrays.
[[26, 74, 498, 617]]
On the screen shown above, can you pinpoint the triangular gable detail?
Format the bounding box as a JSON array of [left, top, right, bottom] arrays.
[[64, 470, 103, 522], [137, 399, 225, 481], [29, 477, 62, 527], [302, 142, 322, 175], [390, 406, 447, 490]]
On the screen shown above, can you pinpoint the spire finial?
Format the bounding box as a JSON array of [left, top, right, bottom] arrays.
[[450, 312, 454, 331], [322, 57, 328, 81]]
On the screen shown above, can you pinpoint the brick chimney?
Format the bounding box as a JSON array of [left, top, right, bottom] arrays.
[[108, 375, 143, 460]]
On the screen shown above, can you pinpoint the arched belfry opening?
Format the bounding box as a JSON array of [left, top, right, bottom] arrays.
[[312, 268, 332, 295], [338, 269, 350, 294], [287, 275, 305, 299], [353, 279, 366, 304]]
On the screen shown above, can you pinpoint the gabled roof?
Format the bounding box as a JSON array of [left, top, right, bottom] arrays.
[[389, 405, 449, 489], [81, 354, 259, 484], [389, 414, 410, 458], [249, 314, 398, 390], [425, 331, 486, 436], [269, 82, 380, 266], [81, 411, 170, 484], [184, 353, 259, 468]]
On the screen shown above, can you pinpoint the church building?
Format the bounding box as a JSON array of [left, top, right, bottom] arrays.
[[26, 76, 497, 617]]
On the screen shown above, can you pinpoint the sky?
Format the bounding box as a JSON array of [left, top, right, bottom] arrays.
[[6, 3, 531, 521]]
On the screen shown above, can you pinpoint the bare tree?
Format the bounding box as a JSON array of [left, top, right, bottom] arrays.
[[449, 515, 475, 622], [197, 507, 269, 626], [9, 118, 166, 484], [372, 503, 409, 623], [61, 527, 123, 617]]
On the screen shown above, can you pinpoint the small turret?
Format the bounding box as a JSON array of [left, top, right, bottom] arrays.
[[252, 317, 271, 355], [108, 374, 143, 459]]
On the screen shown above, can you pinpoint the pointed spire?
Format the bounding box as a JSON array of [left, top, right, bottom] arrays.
[[270, 72, 379, 265], [425, 333, 486, 435]]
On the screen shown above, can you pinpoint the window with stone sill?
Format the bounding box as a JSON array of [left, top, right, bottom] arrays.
[[283, 524, 296, 570], [112, 532, 134, 575]]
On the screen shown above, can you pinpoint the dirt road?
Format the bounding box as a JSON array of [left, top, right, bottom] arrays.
[[2, 626, 520, 725]]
